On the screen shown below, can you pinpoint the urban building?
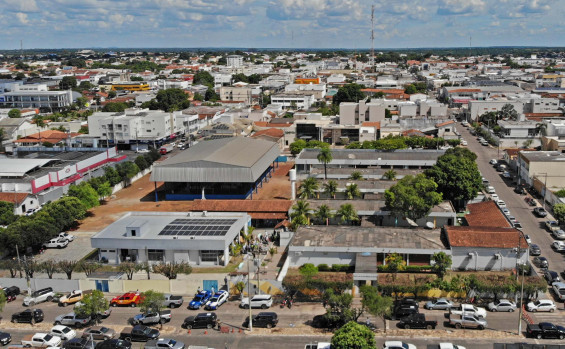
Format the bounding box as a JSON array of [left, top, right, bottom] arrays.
[[0, 84, 74, 111]]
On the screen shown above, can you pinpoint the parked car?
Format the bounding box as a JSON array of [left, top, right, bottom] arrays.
[[162, 294, 183, 309], [502, 171, 511, 179], [243, 312, 278, 329], [74, 302, 112, 319], [43, 238, 69, 249], [424, 298, 453, 310], [534, 207, 548, 217], [514, 186, 526, 195], [59, 290, 91, 307], [449, 304, 487, 318], [551, 241, 565, 252], [533, 256, 549, 269], [544, 270, 561, 284], [489, 159, 498, 165], [145, 339, 185, 349], [131, 310, 172, 325], [12, 309, 44, 324], [392, 303, 419, 319], [21, 333, 62, 348], [54, 312, 92, 328], [0, 332, 11, 346], [23, 287, 55, 306], [81, 326, 116, 340], [63, 337, 95, 349], [2, 286, 20, 302], [527, 322, 565, 339], [501, 208, 510, 216], [524, 234, 532, 244], [487, 299, 516, 312], [448, 314, 487, 330], [182, 313, 218, 330], [551, 282, 565, 301], [546, 220, 560, 232], [58, 232, 75, 242], [240, 294, 273, 309], [496, 200, 506, 208], [110, 292, 143, 307], [530, 244, 542, 256], [553, 229, 565, 240], [95, 339, 131, 349], [383, 341, 416, 349], [527, 299, 556, 312], [188, 290, 213, 310], [491, 194, 499, 201], [398, 313, 437, 329], [50, 325, 77, 340], [204, 290, 229, 310], [119, 325, 159, 342], [513, 221, 523, 230], [525, 197, 537, 206], [486, 186, 496, 194]]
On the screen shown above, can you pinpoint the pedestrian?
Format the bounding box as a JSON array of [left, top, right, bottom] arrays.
[[197, 286, 201, 293], [211, 286, 215, 294]]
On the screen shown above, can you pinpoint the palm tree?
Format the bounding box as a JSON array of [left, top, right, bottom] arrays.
[[383, 169, 397, 180], [345, 183, 361, 200], [349, 171, 363, 180], [34, 116, 46, 144], [317, 148, 333, 180], [291, 200, 311, 226], [298, 177, 319, 199], [323, 180, 338, 199], [336, 203, 359, 225], [315, 204, 333, 225]]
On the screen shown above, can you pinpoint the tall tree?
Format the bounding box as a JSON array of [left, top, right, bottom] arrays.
[[331, 321, 376, 349], [39, 260, 60, 279], [425, 151, 482, 210], [383, 169, 397, 180], [68, 182, 100, 209], [116, 161, 140, 186], [59, 76, 77, 90], [499, 104, 518, 121], [345, 184, 361, 200], [74, 290, 108, 323], [385, 253, 406, 280], [317, 148, 333, 180], [315, 204, 333, 225], [332, 84, 365, 106], [193, 71, 214, 88], [118, 261, 141, 280], [290, 200, 311, 227], [0, 201, 17, 225], [385, 174, 442, 221], [152, 261, 192, 279], [336, 203, 359, 225], [553, 203, 565, 224], [431, 252, 452, 279], [8, 109, 21, 118], [143, 88, 190, 112], [323, 180, 338, 199], [360, 285, 393, 333], [298, 177, 319, 199], [58, 260, 79, 280], [139, 290, 166, 326]]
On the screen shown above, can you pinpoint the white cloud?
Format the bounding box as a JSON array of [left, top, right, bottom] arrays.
[[15, 12, 29, 24], [437, 0, 485, 15]]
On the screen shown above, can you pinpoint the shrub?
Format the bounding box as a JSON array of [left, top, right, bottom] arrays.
[[318, 264, 330, 272]]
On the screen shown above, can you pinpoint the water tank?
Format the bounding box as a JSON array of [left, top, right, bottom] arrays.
[[289, 169, 296, 181]]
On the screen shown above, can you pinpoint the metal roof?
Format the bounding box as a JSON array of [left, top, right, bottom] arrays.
[[296, 148, 444, 166], [0, 159, 52, 177], [151, 137, 280, 183]]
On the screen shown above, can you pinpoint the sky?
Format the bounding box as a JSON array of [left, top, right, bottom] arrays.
[[0, 0, 563, 50]]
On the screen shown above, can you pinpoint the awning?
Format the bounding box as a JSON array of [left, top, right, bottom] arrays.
[[250, 212, 288, 220]]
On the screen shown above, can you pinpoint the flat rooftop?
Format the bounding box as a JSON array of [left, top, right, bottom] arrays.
[[520, 151, 565, 162], [306, 199, 454, 213], [296, 149, 445, 163], [291, 225, 446, 251]]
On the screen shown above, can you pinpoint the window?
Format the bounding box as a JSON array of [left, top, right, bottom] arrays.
[[148, 249, 164, 261], [130, 229, 136, 236], [201, 250, 221, 262]]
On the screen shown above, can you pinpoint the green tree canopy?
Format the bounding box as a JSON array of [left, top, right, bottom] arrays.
[[360, 285, 393, 332], [8, 109, 21, 118], [299, 263, 319, 279], [0, 201, 17, 225], [553, 203, 565, 224], [425, 151, 482, 209], [323, 180, 338, 199], [336, 203, 359, 225], [331, 321, 376, 349], [102, 102, 128, 112], [298, 177, 319, 199], [68, 182, 100, 209], [332, 84, 365, 106], [104, 166, 122, 186], [139, 290, 165, 315], [232, 73, 248, 83], [317, 148, 333, 180], [59, 76, 77, 90], [142, 88, 190, 112], [290, 200, 311, 228], [116, 161, 140, 185], [152, 261, 192, 279], [385, 174, 442, 220], [315, 204, 333, 225], [432, 251, 452, 279], [74, 290, 109, 323], [193, 71, 214, 88]]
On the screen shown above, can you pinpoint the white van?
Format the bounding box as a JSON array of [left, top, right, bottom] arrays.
[[240, 294, 273, 309], [487, 186, 496, 194]]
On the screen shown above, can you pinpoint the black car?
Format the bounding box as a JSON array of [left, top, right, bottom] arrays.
[[243, 312, 278, 329], [530, 244, 542, 256], [393, 299, 419, 320], [63, 338, 95, 349], [544, 270, 561, 284], [182, 313, 218, 329], [534, 207, 548, 217], [11, 308, 44, 324], [398, 313, 437, 330], [514, 186, 526, 195], [0, 331, 11, 346], [311, 313, 344, 330], [96, 339, 132, 349], [533, 256, 549, 269], [2, 286, 20, 302]]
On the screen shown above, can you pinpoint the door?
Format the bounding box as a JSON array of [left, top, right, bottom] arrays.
[[203, 280, 218, 292], [95, 280, 109, 292]]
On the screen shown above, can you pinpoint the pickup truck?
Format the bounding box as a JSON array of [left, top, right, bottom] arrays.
[[449, 304, 487, 318], [54, 312, 92, 328], [448, 314, 487, 330], [21, 333, 62, 348], [131, 310, 172, 325], [526, 322, 565, 339], [144, 338, 185, 349], [59, 290, 91, 307], [163, 294, 184, 308], [119, 325, 159, 342], [398, 313, 437, 330]]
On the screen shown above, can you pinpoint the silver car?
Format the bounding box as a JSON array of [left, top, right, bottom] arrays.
[[487, 299, 516, 312], [424, 298, 453, 310], [553, 229, 565, 240]]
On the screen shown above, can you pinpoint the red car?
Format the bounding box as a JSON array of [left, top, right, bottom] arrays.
[[110, 292, 144, 307]]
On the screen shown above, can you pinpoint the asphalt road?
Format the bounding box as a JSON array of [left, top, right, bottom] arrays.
[[458, 123, 565, 291]]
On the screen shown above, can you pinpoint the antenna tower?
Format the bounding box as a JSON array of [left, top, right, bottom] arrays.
[[20, 40, 23, 57], [370, 5, 375, 71]]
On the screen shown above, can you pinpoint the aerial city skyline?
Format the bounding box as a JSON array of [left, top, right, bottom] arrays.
[[0, 0, 562, 49]]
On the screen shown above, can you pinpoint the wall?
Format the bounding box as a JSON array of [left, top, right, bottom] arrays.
[[451, 247, 527, 271], [0, 277, 80, 292], [288, 251, 356, 267]]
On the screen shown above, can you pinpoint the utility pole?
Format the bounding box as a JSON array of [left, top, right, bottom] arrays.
[[247, 256, 252, 331], [543, 173, 548, 211]]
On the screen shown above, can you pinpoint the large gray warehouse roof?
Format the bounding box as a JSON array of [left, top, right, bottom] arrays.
[[151, 137, 280, 183]]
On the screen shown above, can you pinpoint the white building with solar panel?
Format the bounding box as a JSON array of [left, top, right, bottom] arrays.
[[91, 211, 250, 266]]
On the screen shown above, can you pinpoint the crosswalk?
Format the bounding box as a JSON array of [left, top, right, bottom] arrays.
[[530, 309, 565, 323]]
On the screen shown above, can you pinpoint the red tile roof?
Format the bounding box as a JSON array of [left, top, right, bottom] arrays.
[[445, 226, 527, 249], [465, 201, 512, 228], [0, 192, 29, 204], [436, 120, 455, 128], [251, 128, 284, 139], [14, 130, 80, 144]]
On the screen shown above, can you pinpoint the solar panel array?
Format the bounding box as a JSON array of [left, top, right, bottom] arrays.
[[158, 218, 238, 237]]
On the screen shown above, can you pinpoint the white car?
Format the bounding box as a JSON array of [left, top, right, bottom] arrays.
[[21, 333, 62, 348], [43, 238, 68, 249], [496, 200, 506, 208], [438, 344, 466, 349], [552, 241, 565, 252], [58, 232, 75, 242], [383, 341, 417, 349], [524, 234, 532, 244], [489, 159, 498, 165], [135, 148, 150, 153], [49, 325, 76, 340], [460, 140, 468, 146], [491, 194, 499, 201], [204, 290, 229, 310], [553, 229, 565, 240], [501, 208, 510, 216], [527, 299, 556, 312]]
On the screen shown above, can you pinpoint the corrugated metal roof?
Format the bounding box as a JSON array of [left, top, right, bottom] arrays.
[[151, 137, 280, 183]]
